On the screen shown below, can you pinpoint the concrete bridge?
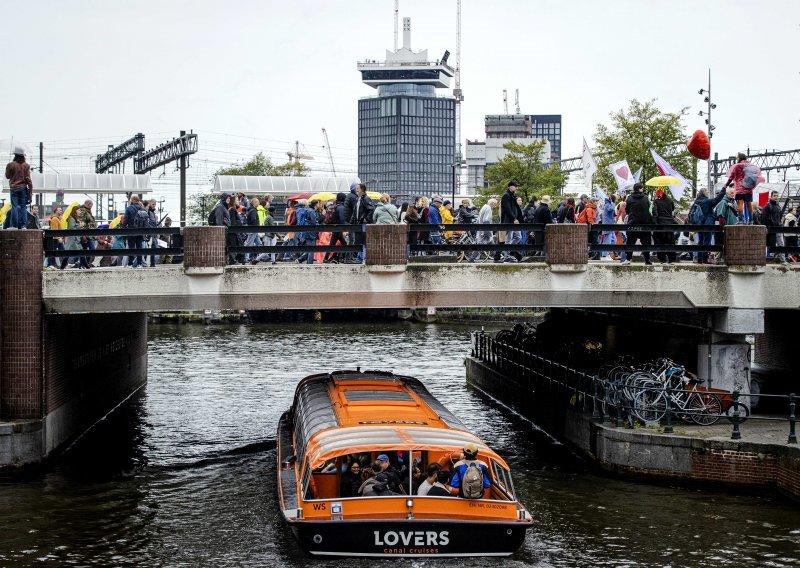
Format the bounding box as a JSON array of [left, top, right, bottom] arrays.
[[0, 224, 797, 468]]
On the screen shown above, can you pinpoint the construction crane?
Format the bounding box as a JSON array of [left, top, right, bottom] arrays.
[[502, 89, 508, 114], [321, 128, 336, 176], [515, 89, 520, 114], [287, 140, 314, 163]]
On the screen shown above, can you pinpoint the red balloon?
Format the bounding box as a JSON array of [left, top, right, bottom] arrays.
[[688, 130, 711, 160]]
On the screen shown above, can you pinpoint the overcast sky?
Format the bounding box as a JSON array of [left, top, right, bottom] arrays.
[[2, 0, 798, 206]]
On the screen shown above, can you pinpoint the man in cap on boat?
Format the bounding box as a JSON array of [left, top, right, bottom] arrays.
[[448, 442, 491, 499], [375, 454, 404, 494]]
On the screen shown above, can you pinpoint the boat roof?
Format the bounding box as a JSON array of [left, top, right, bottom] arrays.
[[291, 371, 506, 469]]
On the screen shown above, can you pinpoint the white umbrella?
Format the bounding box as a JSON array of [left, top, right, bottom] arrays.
[[0, 138, 33, 159]]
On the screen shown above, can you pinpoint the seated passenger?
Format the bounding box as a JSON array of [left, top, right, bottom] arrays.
[[360, 472, 398, 497], [426, 470, 453, 497], [449, 442, 491, 499], [417, 463, 441, 496], [340, 461, 362, 498], [375, 454, 405, 494]]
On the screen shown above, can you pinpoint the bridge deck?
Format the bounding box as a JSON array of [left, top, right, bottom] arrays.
[[41, 263, 800, 313]]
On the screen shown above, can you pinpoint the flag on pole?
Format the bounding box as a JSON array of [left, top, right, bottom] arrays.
[[632, 166, 643, 183], [650, 148, 688, 200], [582, 138, 598, 190], [594, 185, 608, 202], [608, 159, 635, 192]]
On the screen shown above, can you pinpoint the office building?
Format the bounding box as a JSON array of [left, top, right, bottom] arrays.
[[357, 18, 456, 203], [529, 114, 562, 162]]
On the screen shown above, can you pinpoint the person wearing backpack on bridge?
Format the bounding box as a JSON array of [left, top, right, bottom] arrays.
[[724, 152, 760, 225], [448, 442, 491, 499], [690, 188, 723, 264], [122, 195, 147, 268]]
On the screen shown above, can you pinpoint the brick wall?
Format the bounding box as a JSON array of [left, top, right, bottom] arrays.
[[754, 310, 794, 370], [183, 226, 225, 269], [545, 223, 588, 265], [43, 313, 148, 414], [365, 224, 407, 265], [0, 230, 43, 419], [724, 225, 766, 266]]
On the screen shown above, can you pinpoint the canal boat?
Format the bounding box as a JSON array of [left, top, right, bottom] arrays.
[[276, 370, 533, 557]]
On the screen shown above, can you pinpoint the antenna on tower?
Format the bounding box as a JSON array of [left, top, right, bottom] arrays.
[[394, 0, 399, 51], [453, 0, 463, 194], [502, 89, 508, 114], [515, 89, 520, 114]]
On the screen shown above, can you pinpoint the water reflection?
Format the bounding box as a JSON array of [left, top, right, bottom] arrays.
[[0, 322, 797, 567]]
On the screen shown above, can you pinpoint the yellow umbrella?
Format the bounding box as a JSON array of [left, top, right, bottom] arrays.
[[308, 191, 337, 203], [0, 202, 10, 225], [645, 175, 682, 187], [60, 202, 79, 229], [109, 214, 124, 229], [367, 191, 383, 200]]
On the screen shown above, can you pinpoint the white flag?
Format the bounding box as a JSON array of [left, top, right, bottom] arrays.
[[650, 148, 688, 200], [594, 185, 608, 202], [582, 138, 598, 190], [608, 159, 635, 192], [633, 166, 643, 183]]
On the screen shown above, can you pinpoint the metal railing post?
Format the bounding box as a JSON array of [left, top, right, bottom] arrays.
[[592, 381, 599, 418], [731, 390, 742, 440], [664, 385, 673, 434], [614, 387, 622, 427], [789, 393, 797, 444]]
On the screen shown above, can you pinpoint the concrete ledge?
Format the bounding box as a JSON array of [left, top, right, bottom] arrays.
[[0, 419, 44, 468], [186, 266, 225, 275], [548, 264, 588, 273]]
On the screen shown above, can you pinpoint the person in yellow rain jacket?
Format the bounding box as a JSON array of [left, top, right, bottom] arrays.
[[441, 199, 454, 239]]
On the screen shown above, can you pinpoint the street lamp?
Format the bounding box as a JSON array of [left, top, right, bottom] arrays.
[[698, 69, 717, 191]]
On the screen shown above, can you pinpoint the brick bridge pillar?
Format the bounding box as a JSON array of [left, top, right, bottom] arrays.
[[183, 226, 226, 274], [724, 225, 766, 267], [545, 224, 588, 266], [365, 224, 408, 266], [0, 230, 44, 420]]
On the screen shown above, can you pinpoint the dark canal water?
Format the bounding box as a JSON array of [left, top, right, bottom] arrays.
[[1, 322, 799, 567]]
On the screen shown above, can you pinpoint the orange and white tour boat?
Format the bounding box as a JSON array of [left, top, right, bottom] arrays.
[[277, 370, 533, 557]]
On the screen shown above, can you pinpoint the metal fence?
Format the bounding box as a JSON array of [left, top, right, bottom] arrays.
[[471, 331, 798, 443]]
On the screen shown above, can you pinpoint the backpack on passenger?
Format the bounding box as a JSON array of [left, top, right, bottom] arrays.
[[688, 202, 704, 225], [133, 208, 150, 229], [461, 462, 485, 499], [576, 208, 590, 225], [207, 206, 217, 226], [742, 164, 759, 190]]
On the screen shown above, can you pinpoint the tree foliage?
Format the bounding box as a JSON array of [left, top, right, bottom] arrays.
[[592, 99, 695, 200], [477, 140, 568, 206], [215, 152, 310, 177], [187, 191, 218, 225]]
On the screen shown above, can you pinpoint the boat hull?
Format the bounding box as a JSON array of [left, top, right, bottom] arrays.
[[288, 518, 530, 557]]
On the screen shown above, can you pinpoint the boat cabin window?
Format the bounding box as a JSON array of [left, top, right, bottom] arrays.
[[490, 459, 515, 500]]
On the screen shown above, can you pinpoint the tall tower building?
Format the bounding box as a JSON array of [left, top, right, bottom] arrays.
[[357, 18, 456, 203], [529, 115, 562, 162]]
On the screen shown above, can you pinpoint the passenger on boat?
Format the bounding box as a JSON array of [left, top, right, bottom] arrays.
[[426, 470, 454, 497], [340, 462, 362, 498], [416, 463, 442, 496], [449, 442, 492, 499], [359, 472, 398, 497], [375, 454, 405, 494]]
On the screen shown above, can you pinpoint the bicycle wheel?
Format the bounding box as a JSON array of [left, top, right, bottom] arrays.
[[632, 389, 666, 424], [688, 392, 722, 425]]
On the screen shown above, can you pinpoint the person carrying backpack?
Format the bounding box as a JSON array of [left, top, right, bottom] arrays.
[[448, 442, 491, 499], [724, 152, 760, 225], [691, 188, 723, 264]]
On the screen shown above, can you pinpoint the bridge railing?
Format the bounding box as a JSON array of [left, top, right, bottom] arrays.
[[407, 222, 546, 259], [587, 223, 724, 259], [227, 224, 365, 262], [471, 331, 799, 442], [43, 227, 183, 265], [766, 226, 800, 259]]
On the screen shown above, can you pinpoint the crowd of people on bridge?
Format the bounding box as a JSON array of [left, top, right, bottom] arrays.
[[5, 150, 796, 267]]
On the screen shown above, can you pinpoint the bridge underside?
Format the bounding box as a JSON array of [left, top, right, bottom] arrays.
[[42, 263, 800, 313]]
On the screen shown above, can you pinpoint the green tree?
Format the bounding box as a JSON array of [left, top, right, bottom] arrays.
[[215, 152, 309, 177], [478, 140, 568, 206], [187, 191, 218, 225], [592, 99, 695, 201]]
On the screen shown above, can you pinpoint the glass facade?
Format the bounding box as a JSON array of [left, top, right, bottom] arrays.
[[529, 114, 562, 162], [358, 95, 456, 204]]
